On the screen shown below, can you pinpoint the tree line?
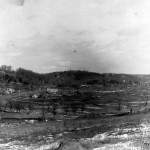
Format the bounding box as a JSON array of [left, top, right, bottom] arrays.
[[0, 65, 141, 88]]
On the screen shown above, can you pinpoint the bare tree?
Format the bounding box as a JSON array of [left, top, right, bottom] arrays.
[[52, 104, 57, 118], [63, 104, 69, 115], [41, 99, 45, 120], [14, 101, 24, 113], [117, 98, 122, 111], [28, 102, 34, 114], [71, 104, 79, 114], [80, 103, 85, 113], [7, 101, 14, 112], [140, 83, 150, 107], [115, 91, 124, 112], [141, 91, 149, 107]]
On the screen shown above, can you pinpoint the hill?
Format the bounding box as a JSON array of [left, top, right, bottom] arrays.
[[15, 68, 142, 88], [0, 65, 143, 89]]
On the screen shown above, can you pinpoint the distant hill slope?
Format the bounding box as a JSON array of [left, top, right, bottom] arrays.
[[14, 68, 142, 87], [0, 66, 144, 88]]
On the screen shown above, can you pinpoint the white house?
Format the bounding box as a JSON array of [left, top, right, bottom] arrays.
[[5, 88, 15, 94], [46, 88, 58, 94], [32, 94, 39, 98]]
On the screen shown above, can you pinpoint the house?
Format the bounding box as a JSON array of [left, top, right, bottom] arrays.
[[32, 94, 39, 98], [46, 88, 59, 94], [5, 88, 15, 94], [121, 105, 130, 113]]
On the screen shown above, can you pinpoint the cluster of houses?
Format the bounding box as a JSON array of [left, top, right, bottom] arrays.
[[32, 87, 79, 99], [32, 87, 60, 99], [0, 86, 61, 98], [0, 87, 60, 96]]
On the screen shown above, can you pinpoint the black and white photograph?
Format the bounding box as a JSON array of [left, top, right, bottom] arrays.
[[0, 0, 150, 149]]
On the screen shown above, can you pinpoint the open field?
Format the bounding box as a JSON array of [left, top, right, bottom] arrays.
[[0, 82, 150, 149], [0, 113, 149, 149]]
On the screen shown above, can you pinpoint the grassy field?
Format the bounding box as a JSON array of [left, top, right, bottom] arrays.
[[0, 84, 149, 149], [0, 111, 149, 149]]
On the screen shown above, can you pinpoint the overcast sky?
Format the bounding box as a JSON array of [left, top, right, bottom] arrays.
[[0, 0, 150, 74]]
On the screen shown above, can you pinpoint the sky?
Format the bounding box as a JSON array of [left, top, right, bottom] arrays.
[[0, 0, 150, 74]]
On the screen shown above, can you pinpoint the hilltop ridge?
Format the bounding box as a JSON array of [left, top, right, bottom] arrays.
[[0, 65, 143, 89]]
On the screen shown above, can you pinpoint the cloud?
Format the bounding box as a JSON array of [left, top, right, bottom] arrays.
[[0, 0, 150, 73]]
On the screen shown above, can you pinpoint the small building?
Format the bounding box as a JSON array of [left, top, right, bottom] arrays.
[[5, 88, 15, 94], [32, 94, 39, 98], [46, 88, 59, 94]]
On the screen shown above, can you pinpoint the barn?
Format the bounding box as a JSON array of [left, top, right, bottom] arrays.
[[46, 88, 59, 94]]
